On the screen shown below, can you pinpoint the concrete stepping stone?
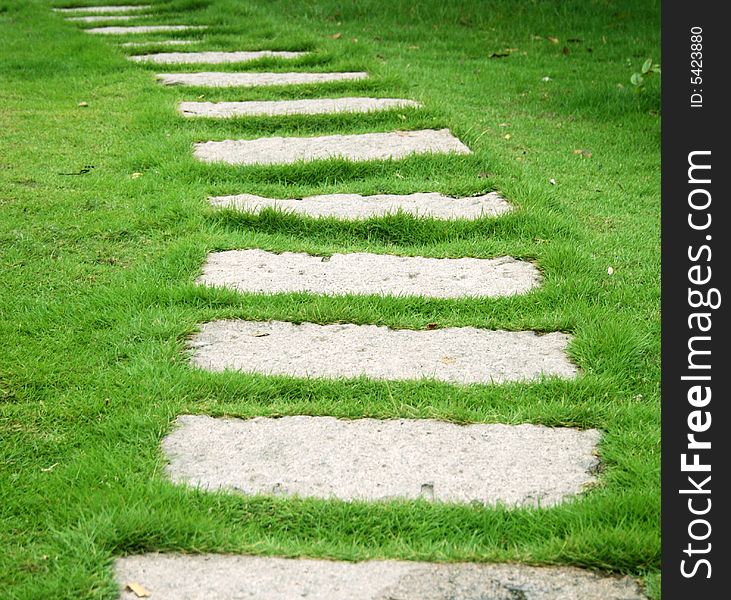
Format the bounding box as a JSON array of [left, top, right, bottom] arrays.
[[121, 40, 196, 47], [53, 5, 151, 13], [180, 97, 420, 117], [188, 320, 578, 384], [157, 71, 367, 88], [66, 15, 141, 22], [86, 25, 205, 35], [209, 191, 512, 219], [194, 129, 470, 166], [116, 554, 646, 600], [163, 415, 600, 506], [197, 250, 540, 298], [129, 50, 306, 64]]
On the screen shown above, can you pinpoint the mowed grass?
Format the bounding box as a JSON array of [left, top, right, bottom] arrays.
[[1, 0, 660, 598]]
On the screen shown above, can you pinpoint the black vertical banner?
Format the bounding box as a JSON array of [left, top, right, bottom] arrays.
[[662, 2, 728, 598]]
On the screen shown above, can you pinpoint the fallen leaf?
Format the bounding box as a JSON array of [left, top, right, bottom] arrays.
[[531, 35, 543, 41], [503, 133, 512, 140], [562, 46, 570, 55], [130, 172, 142, 179], [547, 36, 559, 44], [330, 32, 342, 39], [573, 149, 592, 158], [125, 582, 150, 598], [607, 266, 615, 275], [78, 101, 88, 107], [408, 44, 420, 50], [440, 356, 456, 364], [489, 52, 510, 58], [251, 331, 270, 337], [425, 322, 439, 330], [350, 37, 358, 43], [498, 122, 510, 127]]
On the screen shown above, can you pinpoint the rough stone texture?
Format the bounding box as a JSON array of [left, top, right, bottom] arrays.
[[194, 129, 470, 165], [115, 555, 646, 600], [66, 14, 140, 22], [188, 320, 578, 384], [129, 50, 306, 64], [54, 5, 151, 13], [197, 250, 540, 299], [180, 97, 421, 117], [157, 71, 367, 87], [163, 415, 600, 506], [86, 25, 204, 34], [209, 191, 512, 220], [121, 40, 195, 47]]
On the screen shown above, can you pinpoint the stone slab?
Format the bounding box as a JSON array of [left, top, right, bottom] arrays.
[[180, 97, 421, 117], [86, 25, 204, 34], [197, 250, 540, 298], [157, 71, 367, 87], [116, 555, 645, 600], [121, 40, 195, 47], [209, 191, 512, 219], [66, 14, 140, 21], [188, 320, 578, 384], [194, 129, 470, 165], [163, 415, 600, 506], [54, 5, 151, 13], [129, 50, 307, 64]]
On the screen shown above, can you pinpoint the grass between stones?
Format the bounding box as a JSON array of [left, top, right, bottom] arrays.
[[1, 0, 659, 598]]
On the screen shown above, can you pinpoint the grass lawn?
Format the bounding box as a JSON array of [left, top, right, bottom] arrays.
[[0, 0, 660, 598]]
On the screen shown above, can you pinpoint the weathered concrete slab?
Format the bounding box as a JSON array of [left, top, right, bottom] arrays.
[[116, 555, 645, 600], [209, 191, 512, 220], [197, 250, 540, 298], [163, 415, 600, 506], [54, 5, 151, 13], [86, 25, 204, 34], [188, 320, 578, 384], [194, 129, 470, 165], [157, 71, 367, 87], [121, 40, 195, 47], [129, 50, 306, 64], [180, 97, 421, 117], [66, 14, 140, 22]]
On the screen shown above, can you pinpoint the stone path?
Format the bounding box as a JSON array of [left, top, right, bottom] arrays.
[[209, 191, 512, 219], [187, 320, 577, 384], [197, 249, 540, 298], [129, 50, 307, 64], [194, 129, 470, 165], [157, 71, 367, 87], [116, 555, 646, 600], [86, 25, 204, 35], [48, 3, 645, 597], [163, 415, 599, 506], [54, 5, 152, 13], [180, 97, 421, 117]]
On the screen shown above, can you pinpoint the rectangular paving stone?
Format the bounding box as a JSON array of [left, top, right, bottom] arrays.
[[163, 415, 600, 506], [179, 97, 421, 117], [66, 14, 141, 22], [197, 249, 540, 298], [54, 5, 151, 13], [129, 50, 306, 64], [116, 554, 646, 600], [188, 320, 578, 384], [157, 71, 367, 87], [86, 25, 205, 34], [194, 129, 470, 165], [121, 40, 196, 47], [209, 191, 512, 220]]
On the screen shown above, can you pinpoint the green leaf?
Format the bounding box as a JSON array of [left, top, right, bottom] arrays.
[[631, 72, 644, 86], [641, 58, 653, 74]]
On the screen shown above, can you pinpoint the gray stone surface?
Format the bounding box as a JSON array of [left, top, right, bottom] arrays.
[[163, 415, 600, 506], [210, 191, 512, 219], [66, 14, 140, 22], [116, 555, 645, 600], [197, 250, 540, 299], [121, 40, 196, 47], [188, 320, 578, 384], [180, 97, 421, 117], [86, 25, 204, 34], [54, 5, 151, 13], [156, 71, 367, 87], [194, 129, 470, 165], [129, 50, 306, 64]]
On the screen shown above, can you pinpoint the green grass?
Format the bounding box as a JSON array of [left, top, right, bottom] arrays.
[[1, 0, 660, 598]]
